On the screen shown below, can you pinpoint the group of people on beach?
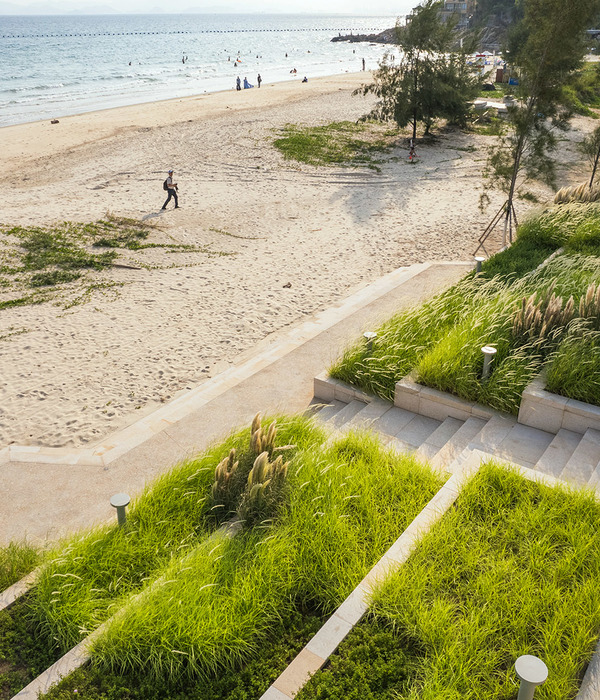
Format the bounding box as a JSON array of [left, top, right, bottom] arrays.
[[236, 74, 261, 90]]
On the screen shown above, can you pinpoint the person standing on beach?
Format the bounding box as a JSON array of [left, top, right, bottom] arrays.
[[162, 169, 179, 210], [236, 76, 241, 90], [257, 73, 262, 87], [362, 57, 366, 70]]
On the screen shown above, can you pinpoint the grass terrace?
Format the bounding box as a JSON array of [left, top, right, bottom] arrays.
[[330, 203, 600, 413], [298, 462, 600, 700], [0, 414, 442, 698]]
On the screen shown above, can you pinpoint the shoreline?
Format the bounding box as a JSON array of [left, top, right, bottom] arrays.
[[0, 72, 371, 166], [1, 74, 589, 449]]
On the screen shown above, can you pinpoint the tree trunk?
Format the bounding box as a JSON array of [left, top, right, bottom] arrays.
[[590, 145, 600, 188]]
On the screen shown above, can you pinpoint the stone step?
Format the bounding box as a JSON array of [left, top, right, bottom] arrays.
[[470, 414, 516, 453], [482, 423, 554, 469], [339, 398, 394, 434], [394, 414, 442, 450], [316, 399, 346, 423], [327, 400, 368, 429], [431, 416, 487, 469], [534, 429, 582, 479], [587, 458, 600, 489], [416, 417, 464, 462], [559, 428, 600, 485], [366, 406, 420, 443]]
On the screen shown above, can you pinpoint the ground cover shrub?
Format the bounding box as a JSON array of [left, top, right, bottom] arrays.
[[273, 121, 397, 169], [298, 462, 600, 700], [31, 416, 321, 653], [565, 62, 600, 114], [88, 430, 443, 683], [0, 541, 39, 590], [0, 596, 57, 700]]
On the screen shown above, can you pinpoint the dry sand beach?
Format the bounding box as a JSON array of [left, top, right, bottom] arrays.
[[0, 73, 590, 449]]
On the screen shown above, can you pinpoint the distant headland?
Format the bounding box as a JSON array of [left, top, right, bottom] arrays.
[[331, 28, 396, 44]]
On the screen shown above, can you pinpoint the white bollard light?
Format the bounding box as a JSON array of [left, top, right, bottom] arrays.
[[515, 655, 548, 700], [475, 255, 486, 273], [110, 493, 131, 527], [363, 331, 377, 353], [481, 345, 497, 380]]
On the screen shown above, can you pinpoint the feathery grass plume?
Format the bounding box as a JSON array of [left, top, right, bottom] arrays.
[[578, 282, 600, 329], [209, 414, 284, 522], [238, 451, 290, 527], [554, 183, 600, 204], [210, 449, 239, 509], [249, 413, 277, 455], [511, 281, 575, 346]]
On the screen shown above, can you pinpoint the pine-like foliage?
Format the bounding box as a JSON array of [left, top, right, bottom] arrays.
[[356, 0, 480, 139]]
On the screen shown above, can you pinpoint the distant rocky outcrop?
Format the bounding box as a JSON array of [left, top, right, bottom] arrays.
[[331, 28, 396, 44]]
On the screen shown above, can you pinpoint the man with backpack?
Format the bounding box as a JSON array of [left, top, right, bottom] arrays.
[[161, 169, 179, 210]]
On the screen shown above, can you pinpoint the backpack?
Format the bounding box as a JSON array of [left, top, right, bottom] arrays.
[[163, 178, 169, 191]]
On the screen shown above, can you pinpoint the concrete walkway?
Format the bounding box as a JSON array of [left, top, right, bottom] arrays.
[[0, 261, 470, 545]]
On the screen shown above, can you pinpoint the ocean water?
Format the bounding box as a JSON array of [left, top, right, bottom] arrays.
[[0, 13, 397, 127]]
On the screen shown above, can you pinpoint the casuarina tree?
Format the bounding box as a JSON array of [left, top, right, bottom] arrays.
[[478, 0, 600, 249], [356, 0, 480, 140]]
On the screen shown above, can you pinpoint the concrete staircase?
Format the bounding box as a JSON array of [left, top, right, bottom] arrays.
[[315, 398, 600, 487]]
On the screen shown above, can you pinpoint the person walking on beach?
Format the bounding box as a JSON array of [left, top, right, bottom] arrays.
[[236, 76, 241, 90], [257, 73, 262, 88], [162, 169, 179, 210]]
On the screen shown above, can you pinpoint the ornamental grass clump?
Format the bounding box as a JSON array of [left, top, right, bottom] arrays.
[[209, 414, 294, 524], [546, 323, 600, 405], [298, 462, 600, 700], [511, 282, 575, 347], [330, 275, 508, 400], [238, 451, 289, 527]]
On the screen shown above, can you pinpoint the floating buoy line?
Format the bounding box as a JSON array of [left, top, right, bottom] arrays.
[[2, 27, 382, 39]]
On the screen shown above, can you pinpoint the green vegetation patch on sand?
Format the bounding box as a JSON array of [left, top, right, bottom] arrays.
[[298, 463, 600, 700], [0, 215, 228, 311], [273, 120, 398, 169]]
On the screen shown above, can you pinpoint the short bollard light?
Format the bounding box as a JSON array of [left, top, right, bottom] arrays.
[[481, 345, 497, 380], [110, 493, 130, 527], [363, 331, 377, 353], [515, 655, 548, 700], [475, 255, 486, 273]]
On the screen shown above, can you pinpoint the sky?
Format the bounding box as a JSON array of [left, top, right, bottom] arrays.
[[0, 0, 411, 14]]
